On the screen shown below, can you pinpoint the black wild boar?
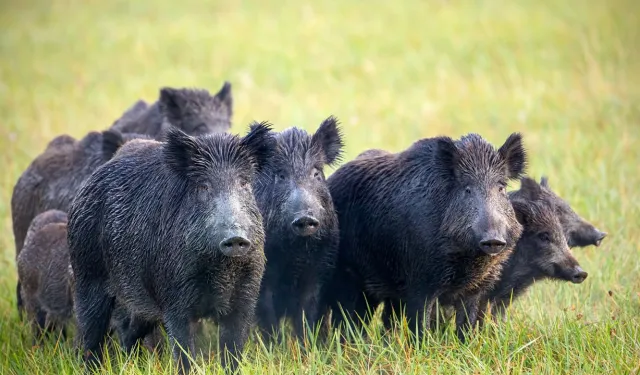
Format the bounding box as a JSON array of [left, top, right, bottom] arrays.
[[354, 149, 389, 160], [479, 184, 588, 320], [425, 177, 591, 329], [254, 116, 343, 340], [323, 132, 526, 341], [111, 82, 233, 140], [68, 123, 275, 373], [512, 176, 607, 248], [17, 210, 73, 343], [109, 99, 149, 128], [12, 129, 149, 316]]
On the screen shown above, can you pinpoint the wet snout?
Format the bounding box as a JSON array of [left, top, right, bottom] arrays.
[[219, 235, 252, 257], [569, 266, 588, 284], [291, 215, 319, 236], [478, 236, 507, 255], [286, 186, 324, 237], [594, 230, 607, 247], [475, 203, 510, 256], [555, 250, 588, 283], [212, 194, 255, 257]]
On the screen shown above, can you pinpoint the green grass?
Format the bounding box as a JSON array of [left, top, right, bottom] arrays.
[[1, 0, 639, 373]]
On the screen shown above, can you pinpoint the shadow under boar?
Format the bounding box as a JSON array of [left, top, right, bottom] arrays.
[[323, 132, 526, 342], [111, 82, 233, 140], [254, 116, 343, 341], [68, 124, 275, 374], [12, 129, 149, 317], [511, 176, 607, 248], [17, 210, 73, 344]]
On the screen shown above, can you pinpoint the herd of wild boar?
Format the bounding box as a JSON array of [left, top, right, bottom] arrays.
[[11, 81, 608, 373]]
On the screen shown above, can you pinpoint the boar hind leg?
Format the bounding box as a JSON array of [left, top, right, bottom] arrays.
[[75, 280, 114, 369], [121, 316, 158, 353], [29, 307, 47, 346], [17, 282, 24, 319]]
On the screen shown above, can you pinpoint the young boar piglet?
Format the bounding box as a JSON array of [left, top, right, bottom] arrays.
[[17, 210, 73, 344], [12, 129, 148, 317]]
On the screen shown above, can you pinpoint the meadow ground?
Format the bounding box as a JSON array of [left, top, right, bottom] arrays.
[[0, 0, 639, 373]]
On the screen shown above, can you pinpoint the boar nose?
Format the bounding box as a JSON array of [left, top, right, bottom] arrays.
[[291, 215, 320, 237], [478, 237, 507, 255], [594, 230, 607, 247], [219, 236, 252, 257], [570, 266, 588, 284]]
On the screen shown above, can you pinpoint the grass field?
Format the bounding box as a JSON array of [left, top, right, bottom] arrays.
[[1, 0, 639, 373]]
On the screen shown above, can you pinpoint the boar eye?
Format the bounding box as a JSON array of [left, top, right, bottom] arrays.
[[538, 232, 551, 243], [313, 168, 323, 180], [498, 182, 507, 194], [464, 186, 472, 195], [239, 178, 250, 188], [275, 170, 286, 181], [197, 184, 209, 192], [195, 123, 208, 133]]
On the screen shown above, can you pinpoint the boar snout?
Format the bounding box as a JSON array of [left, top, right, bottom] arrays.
[[594, 230, 607, 247], [570, 266, 588, 284], [291, 215, 320, 236], [219, 235, 252, 257], [478, 236, 507, 255]]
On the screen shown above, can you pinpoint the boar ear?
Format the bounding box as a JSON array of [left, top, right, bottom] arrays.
[[312, 116, 344, 166], [101, 129, 126, 160], [540, 175, 550, 188], [499, 132, 527, 180], [511, 199, 532, 226], [159, 88, 185, 126], [241, 121, 276, 173], [434, 136, 459, 179], [163, 126, 203, 177], [518, 177, 543, 201], [46, 134, 76, 150], [214, 81, 233, 114]]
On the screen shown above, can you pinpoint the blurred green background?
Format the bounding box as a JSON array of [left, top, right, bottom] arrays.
[[0, 0, 638, 373]]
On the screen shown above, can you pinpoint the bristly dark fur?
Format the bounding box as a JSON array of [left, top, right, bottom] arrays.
[[68, 122, 275, 374], [111, 82, 233, 140], [11, 129, 148, 317], [510, 176, 607, 248], [102, 129, 152, 160], [254, 117, 343, 341], [321, 132, 526, 343]]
